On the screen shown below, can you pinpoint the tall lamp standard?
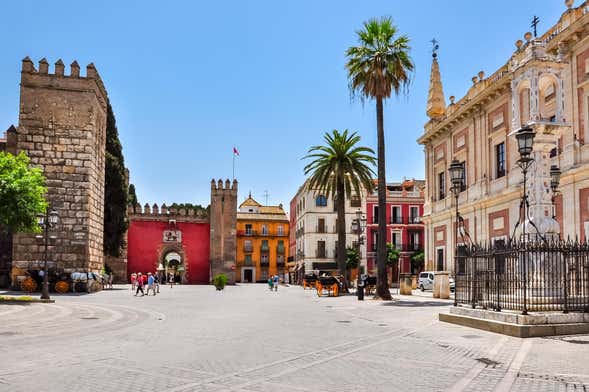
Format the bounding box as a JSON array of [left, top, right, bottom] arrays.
[[550, 165, 562, 220], [448, 159, 465, 307], [514, 126, 535, 315], [37, 208, 59, 300], [354, 209, 367, 300]]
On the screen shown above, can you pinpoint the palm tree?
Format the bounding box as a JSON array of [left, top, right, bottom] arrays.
[[346, 17, 414, 299], [304, 130, 376, 290]]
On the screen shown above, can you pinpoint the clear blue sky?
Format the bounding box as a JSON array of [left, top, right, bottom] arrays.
[[0, 0, 570, 208]]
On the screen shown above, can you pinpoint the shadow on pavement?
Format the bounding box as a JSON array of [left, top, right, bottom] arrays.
[[381, 300, 451, 307]]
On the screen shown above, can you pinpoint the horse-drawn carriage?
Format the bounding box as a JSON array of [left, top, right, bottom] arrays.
[[303, 274, 317, 290], [363, 276, 377, 295], [316, 275, 343, 297]]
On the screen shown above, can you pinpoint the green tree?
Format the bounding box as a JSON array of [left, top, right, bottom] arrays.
[[304, 129, 376, 290], [346, 246, 359, 270], [410, 250, 424, 273], [128, 183, 138, 211], [103, 101, 128, 257], [346, 17, 414, 299], [386, 243, 400, 267], [0, 152, 47, 233]]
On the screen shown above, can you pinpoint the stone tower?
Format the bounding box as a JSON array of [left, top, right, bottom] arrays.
[[10, 57, 108, 281], [209, 179, 237, 284]]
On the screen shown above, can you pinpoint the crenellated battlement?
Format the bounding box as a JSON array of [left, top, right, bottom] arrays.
[[128, 203, 209, 222], [20, 56, 108, 108], [210, 178, 238, 194]]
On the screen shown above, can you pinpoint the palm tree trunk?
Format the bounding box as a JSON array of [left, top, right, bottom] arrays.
[[336, 178, 348, 293], [375, 96, 391, 300]]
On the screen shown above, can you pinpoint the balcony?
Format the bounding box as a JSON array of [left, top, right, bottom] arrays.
[[277, 258, 285, 267], [238, 230, 288, 237], [243, 244, 253, 252], [390, 216, 403, 224], [277, 245, 285, 254], [260, 260, 269, 267], [408, 216, 421, 224], [242, 258, 254, 266]]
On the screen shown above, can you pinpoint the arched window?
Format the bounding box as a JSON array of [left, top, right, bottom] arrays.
[[315, 195, 327, 207]]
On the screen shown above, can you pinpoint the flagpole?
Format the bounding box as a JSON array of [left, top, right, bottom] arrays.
[[232, 153, 235, 181]]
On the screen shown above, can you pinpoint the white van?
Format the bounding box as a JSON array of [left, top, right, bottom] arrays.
[[418, 271, 455, 292], [418, 271, 435, 291]]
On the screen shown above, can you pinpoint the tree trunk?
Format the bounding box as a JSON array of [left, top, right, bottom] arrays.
[[336, 178, 348, 293], [375, 96, 392, 300]]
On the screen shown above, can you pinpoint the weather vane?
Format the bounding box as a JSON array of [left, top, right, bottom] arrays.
[[431, 38, 439, 58], [531, 15, 540, 38]]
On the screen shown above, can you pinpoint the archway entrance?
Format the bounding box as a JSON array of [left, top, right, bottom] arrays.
[[164, 251, 184, 284]]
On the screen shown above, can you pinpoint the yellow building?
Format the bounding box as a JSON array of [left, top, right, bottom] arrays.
[[236, 194, 289, 283]]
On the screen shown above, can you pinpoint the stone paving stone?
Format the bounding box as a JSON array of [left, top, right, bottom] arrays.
[[0, 284, 588, 392]]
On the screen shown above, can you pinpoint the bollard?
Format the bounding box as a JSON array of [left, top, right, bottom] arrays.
[[400, 274, 412, 295], [435, 272, 450, 299]]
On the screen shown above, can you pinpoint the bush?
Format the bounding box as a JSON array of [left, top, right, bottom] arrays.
[[213, 273, 228, 290]]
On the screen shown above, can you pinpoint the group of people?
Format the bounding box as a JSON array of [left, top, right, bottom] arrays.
[[267, 275, 280, 291], [130, 272, 176, 297]]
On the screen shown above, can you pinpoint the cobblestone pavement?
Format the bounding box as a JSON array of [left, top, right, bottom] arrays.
[[0, 284, 588, 392]]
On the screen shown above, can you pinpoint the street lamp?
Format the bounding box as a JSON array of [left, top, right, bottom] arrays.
[[550, 165, 561, 220], [514, 126, 535, 315], [515, 126, 536, 244], [448, 159, 465, 306], [37, 208, 58, 300], [355, 209, 367, 300]]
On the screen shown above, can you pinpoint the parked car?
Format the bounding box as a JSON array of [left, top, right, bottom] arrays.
[[418, 271, 435, 291], [418, 271, 455, 293]]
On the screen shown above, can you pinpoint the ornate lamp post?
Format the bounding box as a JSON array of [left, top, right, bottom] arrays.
[[354, 209, 367, 300], [37, 208, 59, 300], [448, 159, 465, 306], [515, 126, 536, 243]]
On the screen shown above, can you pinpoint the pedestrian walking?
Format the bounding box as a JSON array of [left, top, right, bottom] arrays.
[[131, 272, 137, 293], [146, 272, 156, 296], [267, 277, 273, 291], [169, 272, 174, 288], [154, 273, 160, 293], [135, 272, 145, 296], [273, 275, 279, 292], [108, 273, 114, 289]]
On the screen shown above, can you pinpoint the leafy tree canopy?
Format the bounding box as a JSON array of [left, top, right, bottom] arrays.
[[0, 151, 47, 233], [346, 247, 359, 270], [386, 243, 400, 267]]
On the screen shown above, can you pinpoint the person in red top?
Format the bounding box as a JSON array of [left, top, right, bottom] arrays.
[[135, 272, 145, 296]]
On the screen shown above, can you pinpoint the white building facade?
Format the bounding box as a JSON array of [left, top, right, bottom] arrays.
[[290, 180, 367, 281]]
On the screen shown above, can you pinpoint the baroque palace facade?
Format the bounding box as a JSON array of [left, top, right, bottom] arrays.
[[419, 1, 589, 272]]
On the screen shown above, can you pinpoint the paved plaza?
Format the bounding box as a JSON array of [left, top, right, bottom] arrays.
[[0, 285, 588, 392]]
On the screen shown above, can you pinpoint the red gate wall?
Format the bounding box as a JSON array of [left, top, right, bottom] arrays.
[[127, 220, 210, 284]]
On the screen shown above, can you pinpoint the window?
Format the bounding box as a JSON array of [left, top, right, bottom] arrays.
[[391, 231, 401, 248], [408, 231, 420, 250], [261, 225, 268, 235], [277, 225, 284, 236], [371, 231, 378, 251], [244, 254, 252, 265], [409, 206, 420, 223], [244, 240, 252, 252], [436, 248, 444, 271], [316, 241, 326, 258], [261, 240, 269, 252], [277, 240, 285, 254], [496, 142, 505, 178], [350, 195, 361, 207], [317, 218, 325, 233], [261, 254, 269, 264], [245, 224, 253, 235], [277, 255, 285, 265], [438, 172, 446, 200], [459, 162, 467, 192], [315, 195, 327, 207], [391, 206, 402, 224], [373, 205, 379, 224]]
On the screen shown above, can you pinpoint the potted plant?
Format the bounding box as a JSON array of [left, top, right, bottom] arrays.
[[213, 273, 228, 291]]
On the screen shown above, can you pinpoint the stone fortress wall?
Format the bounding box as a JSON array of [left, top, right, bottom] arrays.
[[10, 57, 108, 282], [209, 179, 238, 284]]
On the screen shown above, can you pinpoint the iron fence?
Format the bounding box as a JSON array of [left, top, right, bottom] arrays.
[[455, 240, 589, 313]]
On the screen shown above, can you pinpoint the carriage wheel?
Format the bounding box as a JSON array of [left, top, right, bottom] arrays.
[[20, 277, 37, 292], [332, 283, 339, 297], [55, 280, 69, 294], [316, 282, 323, 297]]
